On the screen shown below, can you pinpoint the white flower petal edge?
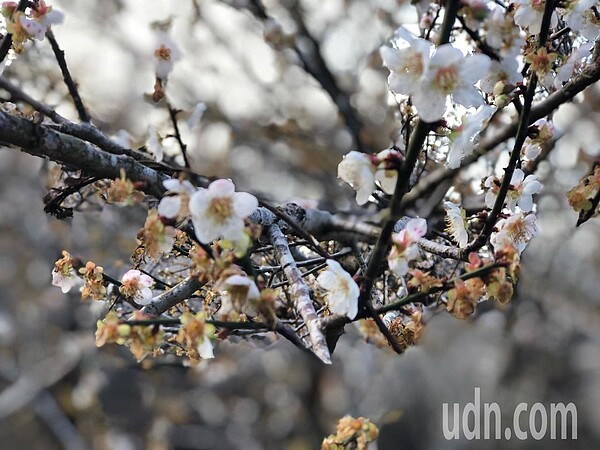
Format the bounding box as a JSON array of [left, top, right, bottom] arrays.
[[316, 260, 359, 319], [338, 151, 376, 205]]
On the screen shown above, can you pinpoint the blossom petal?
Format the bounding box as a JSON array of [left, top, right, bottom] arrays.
[[158, 196, 181, 218], [197, 338, 215, 359], [232, 192, 258, 218], [413, 87, 447, 122], [208, 179, 235, 196], [452, 86, 484, 109]]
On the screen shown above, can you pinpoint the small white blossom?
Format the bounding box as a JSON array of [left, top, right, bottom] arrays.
[[387, 218, 427, 276], [523, 118, 555, 159], [146, 126, 164, 162], [444, 202, 469, 247], [380, 27, 432, 97], [513, 0, 558, 35], [485, 168, 543, 212], [480, 58, 522, 94], [563, 0, 600, 40], [220, 275, 260, 317], [120, 270, 155, 305], [188, 179, 258, 243], [485, 6, 525, 57], [554, 42, 594, 88], [152, 31, 182, 80], [51, 267, 80, 293], [447, 105, 496, 169], [338, 151, 376, 205], [316, 260, 359, 319], [19, 15, 45, 40], [19, 1, 64, 41], [158, 178, 196, 219], [492, 212, 538, 253], [413, 44, 490, 122]]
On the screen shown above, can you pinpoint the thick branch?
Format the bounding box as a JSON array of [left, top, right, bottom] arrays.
[[141, 276, 204, 316], [268, 222, 332, 364], [0, 110, 168, 196]]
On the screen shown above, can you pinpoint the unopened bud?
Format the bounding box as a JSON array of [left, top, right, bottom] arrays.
[[494, 94, 511, 109], [493, 80, 514, 97]]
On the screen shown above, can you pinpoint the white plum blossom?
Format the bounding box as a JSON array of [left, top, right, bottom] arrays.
[[413, 44, 491, 122], [18, 15, 45, 40], [52, 267, 80, 293], [554, 42, 594, 88], [316, 260, 359, 319], [120, 270, 155, 305], [51, 251, 82, 294], [447, 105, 496, 169], [485, 6, 525, 57], [219, 275, 260, 317], [153, 31, 182, 80], [491, 212, 538, 253], [480, 57, 522, 94], [513, 0, 558, 35], [523, 118, 555, 159], [380, 27, 432, 97], [338, 149, 404, 204], [17, 1, 64, 41], [485, 168, 543, 212], [338, 151, 376, 205], [158, 178, 196, 219], [444, 202, 469, 247], [563, 0, 600, 40], [387, 218, 427, 276], [146, 126, 164, 162], [188, 179, 258, 243]]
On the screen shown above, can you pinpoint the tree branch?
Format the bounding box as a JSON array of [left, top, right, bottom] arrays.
[[268, 222, 332, 364]]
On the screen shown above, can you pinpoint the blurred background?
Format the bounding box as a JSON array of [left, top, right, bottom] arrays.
[[0, 0, 599, 448]]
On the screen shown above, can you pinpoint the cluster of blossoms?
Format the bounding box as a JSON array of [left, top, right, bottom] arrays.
[[485, 168, 543, 212], [1, 1, 63, 50], [51, 250, 80, 294], [96, 311, 165, 361], [321, 416, 379, 450], [47, 0, 600, 366], [337, 148, 403, 205], [381, 27, 491, 123]]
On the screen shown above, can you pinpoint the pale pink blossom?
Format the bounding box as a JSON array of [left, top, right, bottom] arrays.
[[387, 218, 427, 276]]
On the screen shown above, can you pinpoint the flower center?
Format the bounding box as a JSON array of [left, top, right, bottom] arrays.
[[506, 219, 530, 243], [209, 197, 233, 224], [154, 45, 172, 61], [435, 66, 459, 93], [404, 52, 424, 76]]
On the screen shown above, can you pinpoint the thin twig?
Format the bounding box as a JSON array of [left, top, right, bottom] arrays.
[[167, 104, 191, 168], [46, 29, 90, 122]]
